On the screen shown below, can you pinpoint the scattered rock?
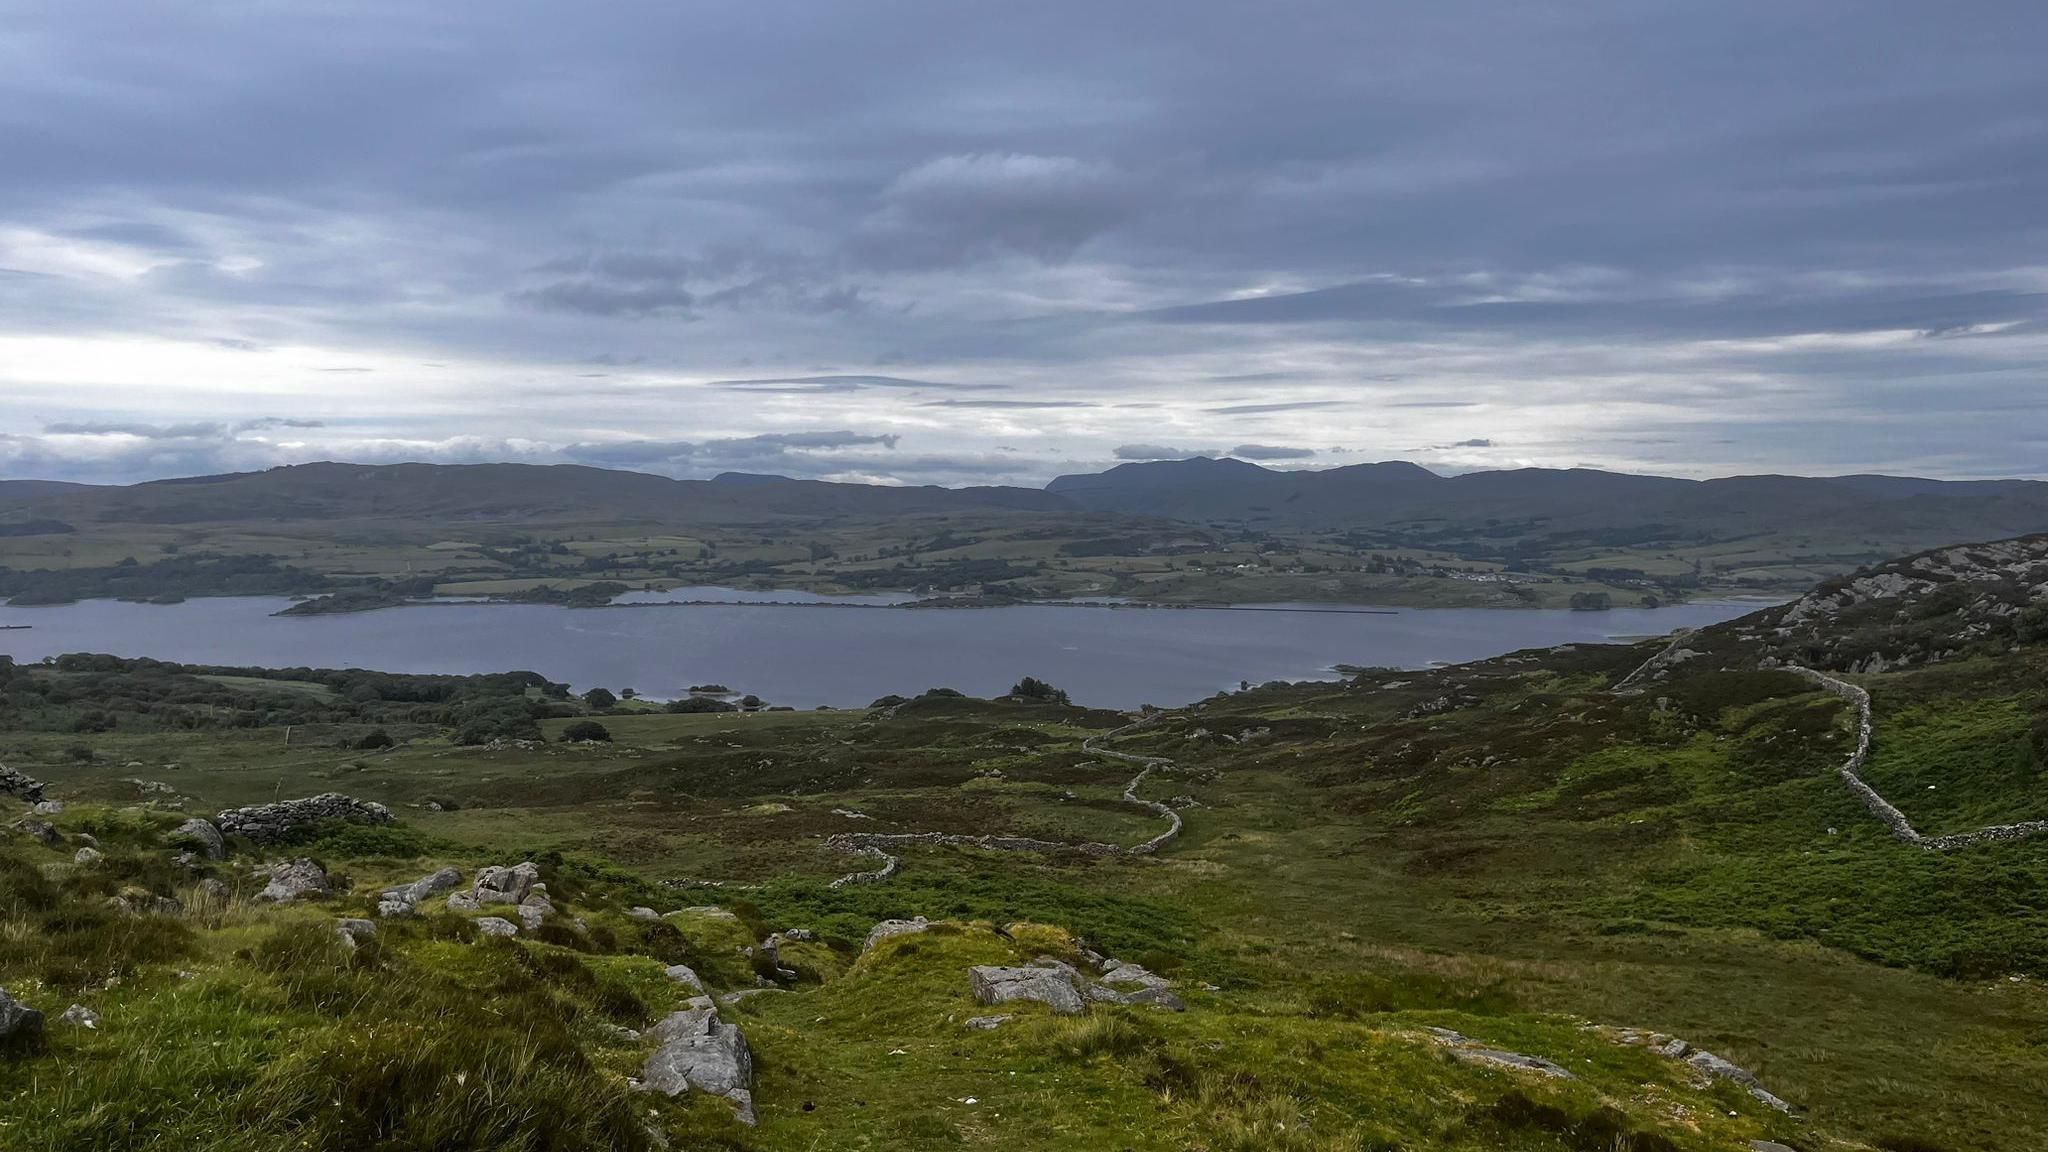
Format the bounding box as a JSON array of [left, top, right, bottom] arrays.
[[1427, 1027, 1574, 1079], [473, 862, 541, 905], [0, 764, 45, 803], [1686, 1050, 1793, 1113], [73, 847, 102, 865], [782, 928, 816, 943], [217, 793, 393, 844], [968, 965, 1086, 1015], [58, 1004, 98, 1029], [192, 878, 229, 910], [678, 905, 739, 921], [625, 906, 661, 921], [964, 1015, 1011, 1031], [10, 818, 58, 848], [597, 1023, 640, 1043], [474, 917, 519, 938], [664, 965, 705, 993], [446, 892, 482, 914], [1098, 963, 1172, 991], [31, 800, 62, 816], [0, 987, 44, 1050], [516, 903, 549, 931], [255, 858, 330, 904], [169, 818, 225, 860], [863, 916, 930, 952], [377, 866, 464, 917], [332, 918, 377, 950], [1086, 983, 1186, 1011], [638, 1006, 756, 1125]]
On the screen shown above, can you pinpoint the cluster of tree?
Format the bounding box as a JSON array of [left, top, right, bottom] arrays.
[[0, 653, 569, 744], [0, 553, 332, 605]]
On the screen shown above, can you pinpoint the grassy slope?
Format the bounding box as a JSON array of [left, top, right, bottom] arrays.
[[4, 631, 2048, 1148]]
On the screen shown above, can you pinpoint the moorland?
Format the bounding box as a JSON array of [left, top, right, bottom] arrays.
[[2, 533, 2046, 1150]]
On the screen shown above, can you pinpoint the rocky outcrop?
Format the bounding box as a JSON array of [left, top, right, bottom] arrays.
[[0, 987, 44, 1051], [1687, 1049, 1793, 1113], [473, 863, 540, 905], [1427, 1027, 1573, 1079], [475, 916, 518, 938], [968, 964, 1087, 1015], [664, 965, 705, 993], [9, 817, 58, 848], [1769, 535, 2048, 671], [638, 1006, 756, 1125], [217, 793, 392, 844], [377, 867, 462, 917], [0, 764, 45, 803], [170, 818, 225, 861], [255, 858, 330, 904], [863, 916, 930, 952]]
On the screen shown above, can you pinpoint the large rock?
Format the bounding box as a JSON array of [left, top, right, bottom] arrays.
[[473, 862, 540, 905], [0, 987, 43, 1052], [1686, 1050, 1793, 1113], [9, 818, 58, 848], [255, 858, 331, 904], [475, 916, 518, 937], [863, 916, 930, 952], [664, 964, 705, 993], [0, 764, 44, 803], [217, 793, 393, 844], [968, 965, 1086, 1015], [638, 1006, 755, 1125], [170, 818, 225, 861], [377, 866, 462, 917]]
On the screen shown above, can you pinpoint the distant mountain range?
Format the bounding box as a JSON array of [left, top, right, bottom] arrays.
[[4, 459, 2048, 558]]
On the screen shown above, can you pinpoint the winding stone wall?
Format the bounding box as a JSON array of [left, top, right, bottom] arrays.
[[1788, 666, 2048, 851]]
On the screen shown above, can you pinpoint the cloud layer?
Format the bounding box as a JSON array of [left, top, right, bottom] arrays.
[[2, 2, 2045, 485]]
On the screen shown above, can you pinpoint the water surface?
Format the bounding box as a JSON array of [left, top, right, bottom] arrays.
[[0, 595, 1771, 709]]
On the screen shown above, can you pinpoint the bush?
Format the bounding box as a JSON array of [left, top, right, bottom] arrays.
[[354, 727, 394, 750], [664, 695, 735, 714], [561, 720, 611, 743], [582, 687, 617, 711], [1009, 676, 1071, 705]]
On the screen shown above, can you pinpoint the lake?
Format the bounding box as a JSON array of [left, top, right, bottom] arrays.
[[0, 594, 1773, 709]]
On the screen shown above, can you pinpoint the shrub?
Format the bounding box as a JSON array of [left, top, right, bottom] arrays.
[[561, 720, 611, 743], [582, 687, 617, 711]]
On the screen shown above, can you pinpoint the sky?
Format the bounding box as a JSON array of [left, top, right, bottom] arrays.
[[2, 1, 2045, 488]]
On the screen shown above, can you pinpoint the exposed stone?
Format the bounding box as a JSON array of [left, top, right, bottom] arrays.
[[638, 1006, 755, 1125], [1686, 1050, 1793, 1113], [334, 918, 377, 949], [473, 862, 540, 905], [73, 847, 102, 865], [0, 764, 45, 803], [217, 793, 393, 844], [474, 916, 518, 938], [625, 906, 661, 921], [664, 964, 705, 993], [0, 987, 44, 1050], [678, 905, 739, 921], [516, 903, 549, 931], [170, 818, 225, 860], [192, 878, 228, 910], [10, 818, 58, 848], [968, 965, 1085, 1015], [863, 916, 930, 952], [255, 858, 330, 904], [1098, 963, 1172, 991], [1085, 983, 1186, 1011], [31, 800, 63, 816], [964, 1015, 1011, 1031], [58, 1004, 98, 1029], [446, 892, 482, 914]]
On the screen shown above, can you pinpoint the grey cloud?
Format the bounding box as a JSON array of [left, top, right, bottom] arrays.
[[1204, 401, 1347, 415], [708, 375, 1004, 394], [2, 2, 2047, 484], [1114, 444, 1213, 461], [1229, 443, 1315, 460], [919, 399, 1096, 409]]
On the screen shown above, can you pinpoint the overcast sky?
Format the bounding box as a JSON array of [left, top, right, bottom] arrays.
[[3, 1, 2044, 487]]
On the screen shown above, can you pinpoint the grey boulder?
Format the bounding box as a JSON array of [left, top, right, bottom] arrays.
[[863, 916, 930, 952], [475, 916, 518, 938], [170, 818, 225, 861], [0, 987, 43, 1050], [968, 965, 1086, 1015], [255, 859, 330, 904], [638, 1006, 755, 1125]]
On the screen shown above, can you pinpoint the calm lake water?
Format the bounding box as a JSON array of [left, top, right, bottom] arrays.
[[0, 593, 1773, 709]]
